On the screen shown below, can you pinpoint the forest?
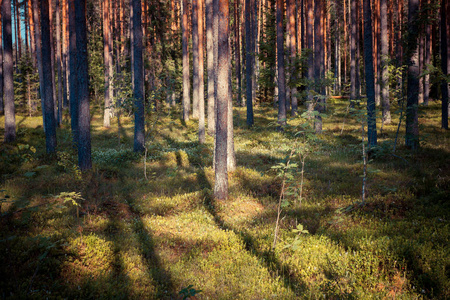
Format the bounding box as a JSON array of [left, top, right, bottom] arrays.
[[0, 0, 449, 298]]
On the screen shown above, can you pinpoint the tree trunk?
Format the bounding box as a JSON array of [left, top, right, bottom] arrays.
[[182, 0, 190, 121], [49, 1, 58, 124], [75, 0, 91, 170], [350, 0, 357, 102], [206, 0, 215, 134], [28, 0, 36, 66], [198, 0, 205, 143], [405, 0, 420, 149], [424, 12, 430, 106], [61, 0, 68, 108], [314, 0, 322, 133], [276, 0, 286, 128], [192, 0, 200, 119], [441, 0, 449, 129], [2, 0, 16, 142], [40, 0, 57, 153], [245, 0, 254, 126], [132, 0, 145, 153], [289, 0, 298, 115], [56, 0, 63, 126], [363, 0, 377, 147], [235, 0, 242, 107], [103, 0, 113, 128], [68, 0, 78, 145], [214, 0, 229, 200], [381, 0, 390, 124], [15, 0, 21, 62]]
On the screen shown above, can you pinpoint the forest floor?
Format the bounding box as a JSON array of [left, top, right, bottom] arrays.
[[0, 100, 449, 299]]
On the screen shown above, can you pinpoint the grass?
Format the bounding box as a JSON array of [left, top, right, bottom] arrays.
[[0, 100, 449, 299]]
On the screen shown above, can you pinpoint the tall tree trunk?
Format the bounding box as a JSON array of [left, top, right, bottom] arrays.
[[363, 0, 377, 147], [15, 0, 21, 62], [214, 0, 229, 200], [2, 0, 16, 141], [424, 11, 430, 106], [192, 0, 200, 119], [182, 0, 190, 121], [276, 0, 286, 128], [40, 0, 57, 153], [289, 0, 298, 115], [132, 0, 145, 153], [441, 0, 449, 129], [56, 0, 63, 126], [381, 0, 390, 124], [75, 0, 91, 170], [314, 0, 322, 133], [49, 0, 58, 124], [68, 0, 78, 145], [103, 0, 113, 128], [405, 0, 420, 149], [206, 0, 215, 134], [245, 0, 253, 126], [350, 0, 357, 102], [61, 0, 68, 108], [198, 0, 205, 143], [28, 0, 36, 66], [234, 0, 242, 107], [33, 0, 45, 126]]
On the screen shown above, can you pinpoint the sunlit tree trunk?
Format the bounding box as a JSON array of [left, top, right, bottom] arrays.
[[61, 0, 68, 108], [132, 0, 145, 152], [182, 0, 190, 121], [314, 0, 323, 133], [405, 0, 420, 149], [206, 0, 215, 134], [381, 0, 390, 124], [214, 0, 230, 200], [363, 0, 377, 147], [289, 0, 297, 115], [198, 0, 205, 143], [28, 0, 36, 66], [40, 0, 57, 153], [245, 0, 254, 126], [234, 0, 242, 107], [103, 0, 113, 128], [56, 0, 63, 125], [350, 0, 357, 103], [75, 0, 91, 170], [2, 0, 16, 142], [276, 0, 286, 128], [15, 0, 21, 62], [192, 0, 200, 119]]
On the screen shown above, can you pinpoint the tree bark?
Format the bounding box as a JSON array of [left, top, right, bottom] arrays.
[[405, 0, 420, 149], [245, 0, 254, 126], [214, 0, 229, 200], [68, 0, 78, 146], [276, 0, 286, 128], [198, 0, 206, 143], [132, 0, 145, 153], [103, 0, 113, 128], [49, 0, 58, 124], [289, 0, 298, 115], [363, 0, 377, 147], [40, 0, 57, 153], [182, 0, 190, 121], [75, 0, 92, 170], [235, 0, 242, 107], [350, 0, 357, 102], [381, 0, 390, 124], [61, 0, 68, 108], [206, 0, 215, 134], [56, 0, 63, 126], [314, 0, 322, 133], [2, 0, 16, 142], [192, 0, 200, 119]]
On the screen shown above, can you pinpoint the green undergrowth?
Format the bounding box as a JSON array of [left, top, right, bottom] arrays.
[[1, 101, 449, 299]]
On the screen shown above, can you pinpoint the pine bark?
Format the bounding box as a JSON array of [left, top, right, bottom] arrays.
[[56, 0, 63, 125], [276, 0, 286, 128], [40, 0, 57, 153], [363, 0, 377, 147], [234, 0, 242, 107], [405, 0, 420, 149], [132, 0, 145, 153], [75, 0, 91, 170], [192, 0, 200, 119], [381, 0, 390, 124], [49, 0, 58, 124], [182, 0, 190, 121], [103, 0, 113, 128], [198, 0, 205, 143], [2, 0, 16, 142], [206, 0, 215, 134], [245, 0, 254, 126], [289, 0, 298, 115], [314, 0, 322, 133], [214, 0, 229, 200], [350, 0, 357, 102], [68, 0, 78, 145]]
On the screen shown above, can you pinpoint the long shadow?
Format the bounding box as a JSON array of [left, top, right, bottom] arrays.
[[196, 168, 308, 296]]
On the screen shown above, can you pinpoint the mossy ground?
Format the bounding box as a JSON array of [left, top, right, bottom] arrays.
[[0, 100, 449, 299]]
